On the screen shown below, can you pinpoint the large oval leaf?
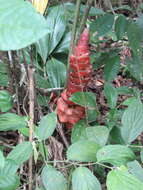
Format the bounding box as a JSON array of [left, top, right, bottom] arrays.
[[67, 140, 100, 162], [0, 0, 50, 51], [107, 166, 143, 190], [121, 100, 143, 144], [85, 126, 109, 146], [36, 112, 57, 140], [90, 13, 114, 36], [97, 145, 135, 166], [0, 159, 19, 175], [0, 113, 27, 131], [7, 141, 33, 166], [72, 167, 101, 190], [0, 174, 20, 190], [41, 165, 67, 190]]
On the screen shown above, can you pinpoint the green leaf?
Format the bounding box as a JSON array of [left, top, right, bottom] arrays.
[[115, 15, 128, 40], [71, 120, 87, 144], [127, 160, 143, 182], [0, 174, 20, 190], [90, 13, 114, 36], [41, 165, 67, 190], [0, 90, 13, 112], [70, 92, 96, 109], [85, 126, 109, 146], [46, 58, 66, 88], [107, 166, 143, 190], [67, 140, 100, 162], [0, 113, 27, 131], [117, 86, 134, 95], [103, 55, 120, 82], [72, 167, 101, 190], [0, 159, 19, 175], [0, 151, 5, 169], [127, 21, 142, 54], [97, 145, 135, 166], [141, 149, 143, 162], [55, 32, 70, 53], [0, 61, 9, 87], [121, 100, 143, 144], [0, 0, 50, 51], [36, 5, 66, 62], [122, 97, 137, 106], [104, 83, 118, 108], [127, 55, 143, 82], [35, 73, 50, 89], [36, 112, 57, 140], [7, 141, 33, 166]]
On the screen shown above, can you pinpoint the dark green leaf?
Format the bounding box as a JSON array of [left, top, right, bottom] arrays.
[[141, 149, 143, 163], [115, 15, 128, 39], [0, 0, 50, 51], [7, 141, 33, 166], [36, 5, 66, 61], [46, 58, 66, 88], [104, 55, 120, 82], [67, 140, 100, 162], [90, 13, 114, 36], [107, 166, 143, 190], [70, 92, 96, 109], [97, 145, 135, 166], [0, 113, 27, 131], [72, 167, 101, 190], [55, 32, 70, 53], [127, 22, 142, 54], [127, 56, 143, 82], [36, 112, 57, 140], [121, 100, 143, 144], [0, 61, 9, 87], [35, 73, 50, 89], [104, 83, 118, 108], [41, 165, 67, 190], [0, 90, 13, 112]]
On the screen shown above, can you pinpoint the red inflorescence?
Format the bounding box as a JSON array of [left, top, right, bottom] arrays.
[[57, 28, 93, 128]]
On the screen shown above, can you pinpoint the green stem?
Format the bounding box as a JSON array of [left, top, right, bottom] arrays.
[[66, 0, 82, 88], [78, 0, 94, 38], [69, 0, 82, 55]]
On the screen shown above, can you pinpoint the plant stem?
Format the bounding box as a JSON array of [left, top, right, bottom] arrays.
[[66, 0, 81, 88], [69, 0, 81, 55], [78, 0, 94, 38], [28, 65, 35, 190]]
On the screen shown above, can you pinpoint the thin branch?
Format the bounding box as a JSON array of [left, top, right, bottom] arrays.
[[37, 87, 64, 95], [28, 65, 35, 190]]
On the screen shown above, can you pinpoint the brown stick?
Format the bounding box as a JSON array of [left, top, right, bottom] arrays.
[[28, 65, 35, 190]]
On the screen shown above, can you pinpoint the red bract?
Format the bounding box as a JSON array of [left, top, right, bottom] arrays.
[[57, 28, 93, 128]]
